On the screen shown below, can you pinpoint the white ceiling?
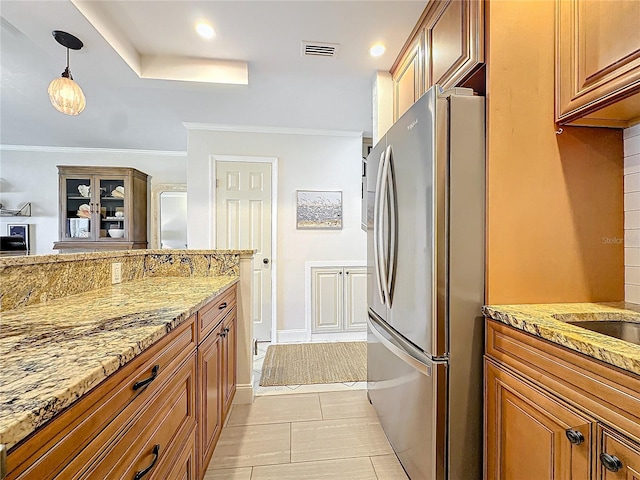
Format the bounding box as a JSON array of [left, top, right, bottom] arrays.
[[0, 0, 426, 152]]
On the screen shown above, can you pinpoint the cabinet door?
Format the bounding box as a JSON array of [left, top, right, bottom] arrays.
[[60, 174, 96, 241], [311, 267, 344, 333], [344, 267, 368, 332], [392, 34, 424, 120], [485, 359, 593, 480], [423, 0, 484, 90], [97, 175, 128, 241], [557, 0, 640, 127], [222, 308, 237, 420], [198, 325, 223, 473], [598, 426, 640, 480]]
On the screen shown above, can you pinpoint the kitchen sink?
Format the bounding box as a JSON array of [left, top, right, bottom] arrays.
[[566, 320, 640, 345]]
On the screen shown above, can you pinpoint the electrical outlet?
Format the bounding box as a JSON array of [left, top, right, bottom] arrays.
[[111, 262, 122, 284]]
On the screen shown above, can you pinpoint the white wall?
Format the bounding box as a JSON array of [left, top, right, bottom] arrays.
[[624, 123, 640, 303], [0, 147, 186, 255], [186, 128, 366, 333]]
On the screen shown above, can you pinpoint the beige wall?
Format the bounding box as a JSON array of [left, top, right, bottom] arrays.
[[486, 0, 624, 304]]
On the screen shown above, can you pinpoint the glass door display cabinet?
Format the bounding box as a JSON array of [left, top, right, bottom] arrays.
[[54, 166, 149, 251]]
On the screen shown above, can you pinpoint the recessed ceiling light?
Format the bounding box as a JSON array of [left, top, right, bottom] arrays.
[[369, 44, 386, 57], [196, 22, 215, 39]]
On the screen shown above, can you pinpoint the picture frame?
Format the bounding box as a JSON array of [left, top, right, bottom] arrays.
[[296, 190, 343, 230], [7, 224, 30, 251]]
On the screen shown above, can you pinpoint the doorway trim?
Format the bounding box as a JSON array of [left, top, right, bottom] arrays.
[[209, 154, 279, 344]]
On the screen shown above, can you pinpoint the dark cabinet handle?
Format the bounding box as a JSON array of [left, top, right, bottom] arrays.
[[565, 429, 584, 445], [219, 331, 227, 338], [600, 453, 623, 472], [218, 302, 228, 310], [223, 327, 230, 334], [132, 365, 160, 391], [133, 444, 160, 480]]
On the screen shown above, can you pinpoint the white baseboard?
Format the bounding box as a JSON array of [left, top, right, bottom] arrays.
[[276, 329, 309, 343], [311, 331, 367, 342], [275, 329, 366, 344], [233, 383, 255, 404]]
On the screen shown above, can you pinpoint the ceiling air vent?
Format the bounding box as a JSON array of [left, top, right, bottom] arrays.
[[301, 41, 340, 58]]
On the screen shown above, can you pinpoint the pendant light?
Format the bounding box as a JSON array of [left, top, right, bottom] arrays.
[[48, 30, 86, 116]]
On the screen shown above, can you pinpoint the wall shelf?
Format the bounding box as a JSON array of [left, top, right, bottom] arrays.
[[0, 202, 31, 217]]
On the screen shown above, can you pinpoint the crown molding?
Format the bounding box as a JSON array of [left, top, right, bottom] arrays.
[[182, 122, 363, 138], [0, 144, 187, 156]]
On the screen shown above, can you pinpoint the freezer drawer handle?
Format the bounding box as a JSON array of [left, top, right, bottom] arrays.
[[368, 318, 431, 377]]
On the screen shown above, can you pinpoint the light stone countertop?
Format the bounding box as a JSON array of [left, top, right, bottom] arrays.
[[0, 275, 237, 449], [483, 302, 640, 377]]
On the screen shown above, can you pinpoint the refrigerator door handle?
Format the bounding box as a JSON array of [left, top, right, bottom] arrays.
[[385, 145, 397, 307], [373, 150, 389, 307], [373, 149, 387, 305], [378, 146, 391, 307], [368, 315, 432, 377]]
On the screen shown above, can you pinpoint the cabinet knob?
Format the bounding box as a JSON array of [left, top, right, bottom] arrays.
[[565, 429, 584, 445], [600, 453, 623, 472]]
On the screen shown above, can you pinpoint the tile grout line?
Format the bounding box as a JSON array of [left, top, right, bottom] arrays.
[[369, 456, 380, 480]]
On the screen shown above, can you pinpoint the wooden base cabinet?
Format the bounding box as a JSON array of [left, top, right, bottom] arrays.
[[485, 359, 593, 480], [196, 285, 237, 479], [198, 321, 223, 475], [485, 320, 640, 480], [5, 285, 239, 480]]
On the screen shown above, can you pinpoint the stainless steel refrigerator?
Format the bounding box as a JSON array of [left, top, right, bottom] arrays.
[[366, 85, 485, 480]]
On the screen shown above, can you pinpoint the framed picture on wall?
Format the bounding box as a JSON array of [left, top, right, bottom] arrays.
[[296, 190, 342, 230], [7, 224, 30, 251]]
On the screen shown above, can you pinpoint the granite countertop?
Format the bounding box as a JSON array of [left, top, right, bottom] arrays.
[[483, 303, 640, 377], [0, 275, 237, 449]]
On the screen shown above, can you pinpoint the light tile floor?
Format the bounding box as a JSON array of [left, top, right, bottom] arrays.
[[205, 343, 409, 479]]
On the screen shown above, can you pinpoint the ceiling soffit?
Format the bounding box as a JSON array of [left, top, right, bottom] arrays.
[[71, 0, 248, 85]]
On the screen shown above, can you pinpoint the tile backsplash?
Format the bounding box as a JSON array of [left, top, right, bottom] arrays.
[[624, 124, 640, 303]]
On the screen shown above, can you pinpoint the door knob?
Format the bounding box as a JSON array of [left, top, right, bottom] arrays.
[[263, 258, 270, 265]]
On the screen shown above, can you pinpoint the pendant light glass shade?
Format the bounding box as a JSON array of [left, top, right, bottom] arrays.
[[49, 31, 86, 116], [48, 74, 86, 115]]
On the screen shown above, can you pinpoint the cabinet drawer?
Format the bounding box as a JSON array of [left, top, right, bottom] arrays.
[[63, 353, 197, 479], [8, 315, 196, 480], [599, 426, 640, 479], [152, 426, 197, 480], [485, 319, 640, 442], [198, 286, 236, 342]]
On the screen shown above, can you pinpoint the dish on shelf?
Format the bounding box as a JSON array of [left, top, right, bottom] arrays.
[[108, 228, 125, 238]]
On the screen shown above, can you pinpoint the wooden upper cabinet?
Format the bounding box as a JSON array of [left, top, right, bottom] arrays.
[[391, 0, 484, 121], [556, 0, 640, 127], [393, 35, 424, 119]]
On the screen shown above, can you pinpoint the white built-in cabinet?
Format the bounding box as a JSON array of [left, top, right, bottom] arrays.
[[311, 266, 367, 334]]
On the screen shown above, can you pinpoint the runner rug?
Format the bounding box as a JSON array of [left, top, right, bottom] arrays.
[[259, 341, 367, 386]]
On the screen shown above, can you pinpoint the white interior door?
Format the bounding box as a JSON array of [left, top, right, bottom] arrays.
[[215, 161, 273, 341]]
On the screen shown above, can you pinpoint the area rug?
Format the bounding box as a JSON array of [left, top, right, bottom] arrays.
[[259, 342, 367, 386]]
